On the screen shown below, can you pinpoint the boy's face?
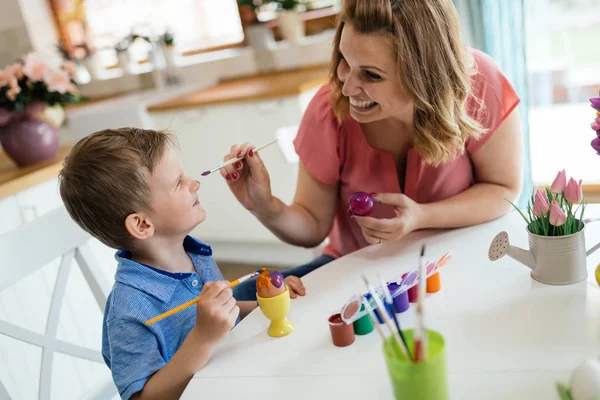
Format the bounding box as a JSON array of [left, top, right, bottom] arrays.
[[146, 146, 205, 236]]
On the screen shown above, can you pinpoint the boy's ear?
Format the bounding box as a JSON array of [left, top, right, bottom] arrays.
[[124, 212, 154, 240]]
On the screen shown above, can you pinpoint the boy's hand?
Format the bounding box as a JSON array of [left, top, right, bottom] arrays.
[[194, 281, 239, 345], [284, 276, 306, 299]]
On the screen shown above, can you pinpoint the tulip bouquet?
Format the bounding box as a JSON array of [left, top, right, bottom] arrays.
[[510, 170, 586, 237], [591, 92, 600, 154]]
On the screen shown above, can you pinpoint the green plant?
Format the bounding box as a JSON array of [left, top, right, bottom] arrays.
[[114, 38, 129, 53], [238, 0, 262, 9], [508, 170, 586, 237], [161, 31, 175, 46], [271, 0, 305, 11]]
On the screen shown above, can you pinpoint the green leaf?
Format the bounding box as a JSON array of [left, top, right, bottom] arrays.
[[506, 198, 530, 225], [556, 381, 573, 400]]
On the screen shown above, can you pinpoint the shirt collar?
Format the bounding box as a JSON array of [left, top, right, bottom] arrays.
[[114, 236, 213, 303]]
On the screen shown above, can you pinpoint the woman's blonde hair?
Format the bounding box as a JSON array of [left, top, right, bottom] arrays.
[[330, 0, 486, 165]]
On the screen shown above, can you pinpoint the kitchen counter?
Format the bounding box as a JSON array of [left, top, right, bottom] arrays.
[[147, 64, 329, 112], [0, 146, 72, 200]]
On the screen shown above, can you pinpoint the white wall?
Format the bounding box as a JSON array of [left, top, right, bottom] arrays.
[[17, 0, 61, 66], [0, 0, 61, 69], [0, 0, 33, 67]]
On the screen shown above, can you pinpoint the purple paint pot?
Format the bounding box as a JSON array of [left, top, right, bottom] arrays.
[[388, 283, 410, 313]]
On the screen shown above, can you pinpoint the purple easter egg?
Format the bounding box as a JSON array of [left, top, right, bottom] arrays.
[[270, 271, 285, 288], [591, 97, 600, 111], [348, 192, 375, 216]]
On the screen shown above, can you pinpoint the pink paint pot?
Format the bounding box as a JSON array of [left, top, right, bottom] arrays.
[[328, 312, 355, 347]]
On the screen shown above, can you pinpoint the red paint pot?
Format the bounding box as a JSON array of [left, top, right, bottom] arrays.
[[408, 285, 419, 303], [328, 313, 355, 347]]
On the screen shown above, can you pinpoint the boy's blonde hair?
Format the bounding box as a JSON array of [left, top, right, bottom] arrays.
[[59, 128, 174, 249], [330, 0, 486, 166]]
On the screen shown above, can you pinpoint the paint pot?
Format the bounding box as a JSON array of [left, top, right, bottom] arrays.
[[364, 293, 385, 324], [388, 282, 409, 312], [408, 285, 418, 303], [352, 304, 374, 335], [328, 313, 355, 347], [401, 271, 419, 304], [426, 272, 441, 293], [395, 291, 410, 312]]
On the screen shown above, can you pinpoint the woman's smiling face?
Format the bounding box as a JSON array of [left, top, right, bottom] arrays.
[[336, 23, 413, 124]]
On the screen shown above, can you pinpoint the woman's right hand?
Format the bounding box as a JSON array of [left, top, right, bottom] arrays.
[[221, 142, 273, 214]]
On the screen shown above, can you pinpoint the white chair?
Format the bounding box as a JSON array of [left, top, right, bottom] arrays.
[[0, 206, 117, 400]]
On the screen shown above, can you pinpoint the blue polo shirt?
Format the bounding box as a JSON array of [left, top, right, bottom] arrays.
[[101, 236, 225, 400]]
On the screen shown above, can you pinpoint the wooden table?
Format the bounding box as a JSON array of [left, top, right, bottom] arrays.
[[0, 146, 72, 200], [182, 207, 600, 400], [147, 64, 329, 112]]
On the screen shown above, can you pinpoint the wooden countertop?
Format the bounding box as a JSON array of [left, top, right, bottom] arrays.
[[147, 64, 330, 112], [0, 146, 72, 200]]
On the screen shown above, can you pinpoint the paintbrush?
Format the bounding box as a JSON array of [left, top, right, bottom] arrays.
[[200, 139, 278, 176], [363, 276, 410, 361], [361, 297, 400, 359], [144, 269, 263, 325], [379, 276, 412, 360], [414, 244, 427, 362]]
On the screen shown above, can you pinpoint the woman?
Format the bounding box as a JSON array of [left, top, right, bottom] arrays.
[[223, 0, 523, 300]]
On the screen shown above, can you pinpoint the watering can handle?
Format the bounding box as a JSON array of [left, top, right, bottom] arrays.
[[584, 218, 600, 256]]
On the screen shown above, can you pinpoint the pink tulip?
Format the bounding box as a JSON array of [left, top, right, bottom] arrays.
[[533, 189, 549, 216], [592, 115, 600, 132], [564, 178, 583, 203], [550, 169, 567, 194], [549, 200, 567, 226], [593, 137, 600, 154]]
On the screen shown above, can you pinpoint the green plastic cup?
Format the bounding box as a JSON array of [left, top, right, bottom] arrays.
[[353, 304, 374, 335], [383, 329, 448, 400]]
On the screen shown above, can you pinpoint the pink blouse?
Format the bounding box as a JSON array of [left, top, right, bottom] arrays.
[[293, 48, 520, 258]]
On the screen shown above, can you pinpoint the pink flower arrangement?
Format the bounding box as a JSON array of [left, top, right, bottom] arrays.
[[510, 170, 586, 236], [591, 91, 600, 154], [0, 52, 82, 126]]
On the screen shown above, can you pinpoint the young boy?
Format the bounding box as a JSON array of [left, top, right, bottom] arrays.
[[58, 128, 306, 400]]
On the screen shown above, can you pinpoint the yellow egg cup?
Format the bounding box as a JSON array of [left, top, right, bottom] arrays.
[[256, 289, 294, 337], [596, 263, 600, 286]]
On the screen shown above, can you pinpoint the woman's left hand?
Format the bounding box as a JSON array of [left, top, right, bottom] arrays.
[[352, 193, 424, 245]]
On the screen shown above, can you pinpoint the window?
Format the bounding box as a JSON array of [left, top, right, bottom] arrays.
[[525, 0, 600, 188], [51, 0, 244, 66]]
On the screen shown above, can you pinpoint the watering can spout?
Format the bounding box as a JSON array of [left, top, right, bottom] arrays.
[[488, 231, 536, 270]]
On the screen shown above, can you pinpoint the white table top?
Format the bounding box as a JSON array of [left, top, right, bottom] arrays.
[[182, 206, 600, 400]]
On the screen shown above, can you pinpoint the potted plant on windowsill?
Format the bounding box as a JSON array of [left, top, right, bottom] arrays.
[[114, 37, 131, 74], [238, 0, 276, 50], [160, 30, 178, 68], [271, 0, 307, 45], [0, 53, 82, 167]]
